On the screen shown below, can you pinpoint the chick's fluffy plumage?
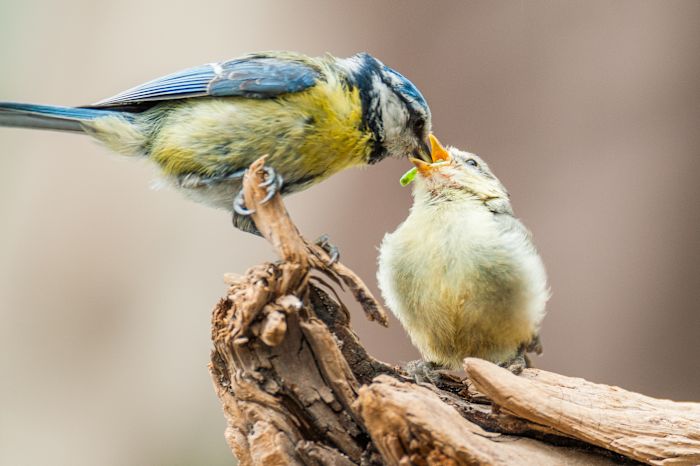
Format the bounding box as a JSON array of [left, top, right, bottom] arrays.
[[377, 147, 549, 369]]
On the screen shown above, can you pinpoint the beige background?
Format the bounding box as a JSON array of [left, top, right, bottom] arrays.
[[1, 1, 699, 465]]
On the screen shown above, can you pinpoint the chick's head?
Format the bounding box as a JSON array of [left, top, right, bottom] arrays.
[[410, 135, 509, 206]]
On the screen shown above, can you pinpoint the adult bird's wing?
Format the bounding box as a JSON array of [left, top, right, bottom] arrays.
[[89, 55, 320, 108]]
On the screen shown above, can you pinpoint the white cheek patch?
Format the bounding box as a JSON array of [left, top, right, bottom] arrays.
[[372, 75, 409, 153]]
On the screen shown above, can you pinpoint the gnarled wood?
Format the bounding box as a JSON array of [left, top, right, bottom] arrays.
[[465, 358, 700, 465], [356, 375, 619, 466], [210, 157, 389, 465]]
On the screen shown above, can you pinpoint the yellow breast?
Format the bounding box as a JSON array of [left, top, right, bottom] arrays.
[[147, 76, 373, 187]]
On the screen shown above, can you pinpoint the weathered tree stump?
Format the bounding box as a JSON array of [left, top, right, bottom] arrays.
[[209, 156, 700, 465]]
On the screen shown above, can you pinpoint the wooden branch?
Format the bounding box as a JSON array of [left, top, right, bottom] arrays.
[[465, 358, 700, 465], [209, 156, 700, 465], [356, 375, 618, 465], [210, 157, 389, 465], [242, 156, 388, 326]]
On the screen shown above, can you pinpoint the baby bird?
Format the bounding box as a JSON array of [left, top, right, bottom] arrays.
[[377, 135, 549, 377]]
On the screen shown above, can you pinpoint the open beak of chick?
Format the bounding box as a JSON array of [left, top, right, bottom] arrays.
[[410, 134, 451, 176]]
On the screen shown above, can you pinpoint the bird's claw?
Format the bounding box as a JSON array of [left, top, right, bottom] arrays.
[[231, 167, 282, 215], [405, 360, 441, 384], [258, 166, 277, 187], [403, 360, 462, 390], [315, 234, 340, 265], [500, 346, 527, 375], [259, 166, 284, 205], [231, 166, 282, 222], [526, 334, 543, 355], [233, 189, 255, 216]]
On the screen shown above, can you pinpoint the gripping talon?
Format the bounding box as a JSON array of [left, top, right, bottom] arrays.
[[276, 172, 284, 191], [259, 166, 277, 188], [315, 234, 340, 265], [260, 184, 278, 204], [233, 190, 255, 216], [260, 167, 283, 205], [500, 345, 527, 375], [326, 247, 340, 265]]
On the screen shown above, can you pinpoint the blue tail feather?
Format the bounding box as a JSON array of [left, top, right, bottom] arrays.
[[0, 102, 123, 133]]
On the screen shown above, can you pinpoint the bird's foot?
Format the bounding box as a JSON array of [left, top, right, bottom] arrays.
[[403, 359, 463, 390], [231, 166, 284, 217], [259, 166, 284, 204], [526, 334, 543, 355], [233, 189, 254, 216], [405, 359, 440, 384], [231, 188, 262, 235], [314, 234, 340, 265], [500, 347, 527, 375]]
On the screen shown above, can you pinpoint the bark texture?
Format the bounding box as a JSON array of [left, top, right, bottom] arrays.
[[209, 156, 700, 465]]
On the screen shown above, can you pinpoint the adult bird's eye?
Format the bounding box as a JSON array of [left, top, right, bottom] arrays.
[[466, 158, 478, 167], [413, 119, 425, 133]]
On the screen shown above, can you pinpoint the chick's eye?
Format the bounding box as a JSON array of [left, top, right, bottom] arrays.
[[466, 158, 478, 167]]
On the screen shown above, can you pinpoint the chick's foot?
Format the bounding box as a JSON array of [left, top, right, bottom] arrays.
[[500, 347, 527, 375], [405, 360, 449, 385]]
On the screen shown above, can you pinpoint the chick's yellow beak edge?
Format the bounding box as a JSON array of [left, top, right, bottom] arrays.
[[409, 157, 433, 177], [429, 134, 450, 163]]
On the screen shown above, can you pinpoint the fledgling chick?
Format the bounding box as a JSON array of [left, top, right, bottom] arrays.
[[377, 136, 549, 377]]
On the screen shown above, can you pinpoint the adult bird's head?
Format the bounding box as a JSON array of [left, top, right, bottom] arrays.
[[339, 53, 432, 164]]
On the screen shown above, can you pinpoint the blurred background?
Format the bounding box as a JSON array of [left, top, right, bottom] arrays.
[[1, 1, 699, 464]]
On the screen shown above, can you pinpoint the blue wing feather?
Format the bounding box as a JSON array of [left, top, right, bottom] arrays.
[[93, 57, 320, 107]]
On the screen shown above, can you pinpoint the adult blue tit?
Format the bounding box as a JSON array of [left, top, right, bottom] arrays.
[[0, 51, 432, 234]]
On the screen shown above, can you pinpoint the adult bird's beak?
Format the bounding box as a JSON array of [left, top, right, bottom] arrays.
[[413, 135, 433, 162], [410, 134, 451, 177]]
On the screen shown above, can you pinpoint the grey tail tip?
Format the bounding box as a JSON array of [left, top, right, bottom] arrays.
[[0, 102, 119, 133]]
